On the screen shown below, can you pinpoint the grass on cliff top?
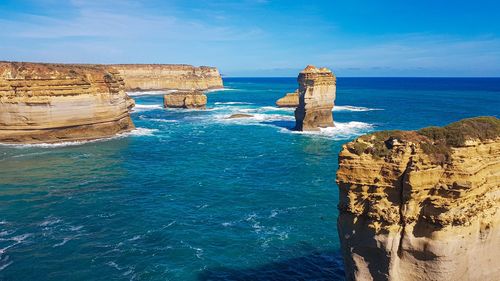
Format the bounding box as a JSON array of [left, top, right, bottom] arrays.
[[349, 116, 500, 161]]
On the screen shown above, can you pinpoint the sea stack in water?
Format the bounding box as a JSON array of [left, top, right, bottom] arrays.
[[276, 90, 299, 107], [0, 62, 135, 144], [336, 117, 500, 281], [112, 64, 223, 91], [294, 65, 336, 131], [163, 91, 207, 109]]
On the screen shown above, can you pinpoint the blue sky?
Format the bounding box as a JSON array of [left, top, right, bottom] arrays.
[[1, 0, 499, 77]]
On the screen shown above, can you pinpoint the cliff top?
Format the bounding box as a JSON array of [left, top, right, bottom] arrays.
[[300, 65, 333, 74], [0, 61, 114, 79], [347, 116, 500, 162]]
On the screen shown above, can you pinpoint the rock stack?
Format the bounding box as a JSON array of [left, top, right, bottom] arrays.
[[163, 91, 207, 109], [336, 117, 500, 281], [276, 90, 299, 108], [0, 62, 135, 143], [294, 65, 336, 131]]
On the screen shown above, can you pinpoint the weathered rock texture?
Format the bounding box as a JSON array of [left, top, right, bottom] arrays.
[[276, 90, 299, 107], [0, 62, 135, 143], [294, 65, 336, 131], [336, 117, 500, 281], [112, 64, 223, 91], [163, 91, 207, 109]]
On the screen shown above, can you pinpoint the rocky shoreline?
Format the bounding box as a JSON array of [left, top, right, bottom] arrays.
[[0, 61, 224, 144]]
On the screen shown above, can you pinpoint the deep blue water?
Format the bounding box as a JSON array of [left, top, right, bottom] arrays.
[[0, 78, 499, 281]]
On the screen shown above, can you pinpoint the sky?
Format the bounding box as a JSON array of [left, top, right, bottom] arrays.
[[0, 0, 499, 77]]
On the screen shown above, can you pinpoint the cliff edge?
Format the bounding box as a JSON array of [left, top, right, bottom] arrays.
[[337, 117, 500, 281], [0, 62, 135, 143], [112, 64, 223, 91]]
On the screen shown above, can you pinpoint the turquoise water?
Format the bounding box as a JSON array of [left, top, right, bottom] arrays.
[[0, 78, 499, 280]]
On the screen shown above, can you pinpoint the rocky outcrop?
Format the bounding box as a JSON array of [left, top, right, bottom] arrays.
[[336, 117, 500, 281], [163, 91, 207, 109], [112, 64, 223, 91], [276, 90, 299, 107], [294, 65, 336, 131], [227, 113, 253, 119], [0, 62, 135, 144]]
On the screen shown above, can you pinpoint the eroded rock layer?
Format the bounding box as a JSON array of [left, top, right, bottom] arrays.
[[163, 91, 207, 109], [294, 65, 336, 131], [276, 90, 299, 107], [0, 62, 135, 143], [112, 64, 223, 91], [336, 117, 500, 281]]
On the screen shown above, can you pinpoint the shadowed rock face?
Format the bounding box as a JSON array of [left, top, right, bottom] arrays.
[[163, 91, 207, 109], [276, 90, 299, 107], [294, 65, 336, 131], [0, 62, 135, 144], [112, 64, 223, 91], [336, 117, 500, 281]]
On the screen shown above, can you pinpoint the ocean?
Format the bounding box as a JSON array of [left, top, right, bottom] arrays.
[[0, 78, 499, 280]]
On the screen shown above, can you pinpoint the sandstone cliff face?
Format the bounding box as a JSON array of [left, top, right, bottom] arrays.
[[276, 90, 299, 107], [294, 65, 336, 131], [112, 64, 223, 91], [163, 91, 207, 109], [0, 62, 135, 143], [336, 117, 500, 281]]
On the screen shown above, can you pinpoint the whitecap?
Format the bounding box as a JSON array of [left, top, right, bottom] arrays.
[[132, 104, 163, 112], [127, 235, 142, 242], [39, 218, 62, 227], [334, 105, 383, 112], [0, 260, 13, 272], [259, 106, 294, 112], [53, 237, 71, 247], [214, 102, 253, 105], [122, 128, 158, 137], [204, 88, 236, 93], [216, 113, 294, 123], [148, 119, 178, 123]]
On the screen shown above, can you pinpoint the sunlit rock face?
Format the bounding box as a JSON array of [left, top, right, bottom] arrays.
[[163, 91, 207, 109], [294, 65, 336, 131], [0, 62, 135, 143], [112, 64, 223, 91], [336, 117, 500, 281], [276, 90, 299, 108]]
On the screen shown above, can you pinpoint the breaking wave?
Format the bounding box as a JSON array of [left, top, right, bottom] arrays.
[[127, 90, 177, 97], [334, 105, 383, 112], [282, 121, 374, 140]]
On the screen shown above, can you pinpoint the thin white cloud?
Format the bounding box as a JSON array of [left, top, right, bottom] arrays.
[[0, 1, 263, 41]]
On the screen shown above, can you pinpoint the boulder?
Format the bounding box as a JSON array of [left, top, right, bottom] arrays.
[[163, 91, 207, 109], [227, 114, 254, 119]]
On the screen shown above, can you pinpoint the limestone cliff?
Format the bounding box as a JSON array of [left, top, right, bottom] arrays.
[[164, 91, 207, 109], [112, 64, 223, 91], [0, 62, 135, 143], [276, 90, 299, 107], [336, 117, 500, 281], [294, 65, 336, 131]]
